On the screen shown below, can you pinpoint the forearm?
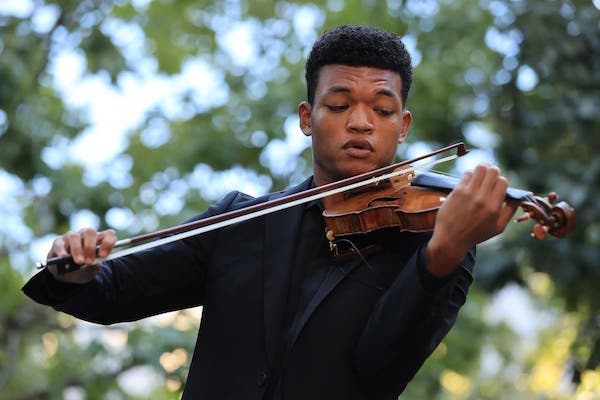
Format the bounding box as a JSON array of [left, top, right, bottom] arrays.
[[354, 246, 475, 390], [22, 191, 244, 324], [23, 239, 208, 324]]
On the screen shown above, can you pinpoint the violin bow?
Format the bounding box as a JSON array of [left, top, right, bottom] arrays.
[[37, 143, 469, 272]]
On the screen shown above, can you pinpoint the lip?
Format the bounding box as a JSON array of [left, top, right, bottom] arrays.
[[343, 139, 374, 158]]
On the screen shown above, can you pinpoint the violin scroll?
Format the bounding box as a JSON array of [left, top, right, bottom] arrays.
[[514, 193, 575, 240]]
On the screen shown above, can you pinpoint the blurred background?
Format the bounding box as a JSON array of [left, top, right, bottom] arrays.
[[1, 0, 598, 398]]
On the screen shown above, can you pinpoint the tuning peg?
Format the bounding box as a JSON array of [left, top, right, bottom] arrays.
[[531, 223, 549, 240], [515, 212, 532, 223]]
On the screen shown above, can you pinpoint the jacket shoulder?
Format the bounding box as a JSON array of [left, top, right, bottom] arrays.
[[216, 176, 314, 213]]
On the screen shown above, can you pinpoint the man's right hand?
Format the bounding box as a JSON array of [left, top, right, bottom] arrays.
[[47, 228, 117, 284]]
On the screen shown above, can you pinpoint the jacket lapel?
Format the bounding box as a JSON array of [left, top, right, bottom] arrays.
[[263, 177, 313, 365], [287, 257, 364, 347]]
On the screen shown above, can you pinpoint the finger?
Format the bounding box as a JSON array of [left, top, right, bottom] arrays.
[[474, 162, 492, 176], [460, 170, 474, 185], [497, 201, 519, 232], [474, 164, 500, 193], [65, 231, 85, 265], [484, 173, 509, 210], [453, 170, 474, 194], [461, 164, 485, 194], [492, 175, 509, 204], [48, 235, 70, 259], [97, 229, 117, 258], [80, 228, 99, 264]]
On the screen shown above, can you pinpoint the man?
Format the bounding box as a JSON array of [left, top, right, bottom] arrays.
[[23, 25, 516, 399]]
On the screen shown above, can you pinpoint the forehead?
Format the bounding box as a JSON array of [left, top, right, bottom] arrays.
[[315, 64, 403, 98]]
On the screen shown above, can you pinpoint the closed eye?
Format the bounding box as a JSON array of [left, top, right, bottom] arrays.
[[375, 108, 394, 116], [326, 104, 348, 112]]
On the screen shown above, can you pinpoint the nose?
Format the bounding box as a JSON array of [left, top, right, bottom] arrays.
[[347, 106, 373, 134]]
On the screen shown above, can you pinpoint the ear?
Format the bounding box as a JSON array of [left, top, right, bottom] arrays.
[[298, 101, 312, 137], [398, 109, 412, 144]]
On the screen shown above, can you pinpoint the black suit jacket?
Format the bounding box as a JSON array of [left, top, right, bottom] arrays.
[[23, 177, 475, 399]]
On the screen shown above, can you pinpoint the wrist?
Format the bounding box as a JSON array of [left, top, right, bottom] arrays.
[[425, 237, 467, 277]]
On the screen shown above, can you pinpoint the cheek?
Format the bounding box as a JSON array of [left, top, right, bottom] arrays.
[[313, 113, 337, 131], [389, 118, 404, 132], [312, 116, 341, 143], [380, 144, 398, 164], [378, 130, 403, 160]]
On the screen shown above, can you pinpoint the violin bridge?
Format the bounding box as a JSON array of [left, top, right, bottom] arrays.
[[389, 166, 416, 188]]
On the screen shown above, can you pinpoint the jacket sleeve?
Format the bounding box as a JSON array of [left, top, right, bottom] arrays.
[[354, 245, 475, 393], [22, 191, 242, 325]]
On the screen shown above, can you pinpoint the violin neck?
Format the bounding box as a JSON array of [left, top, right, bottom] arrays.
[[410, 172, 533, 201]]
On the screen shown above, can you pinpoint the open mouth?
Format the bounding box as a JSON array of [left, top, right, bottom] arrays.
[[343, 139, 374, 158]]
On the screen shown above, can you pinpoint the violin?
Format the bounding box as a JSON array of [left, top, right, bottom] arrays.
[[323, 168, 575, 248], [36, 143, 575, 273]]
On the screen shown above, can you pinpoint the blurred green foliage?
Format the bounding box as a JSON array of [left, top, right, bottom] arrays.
[[1, 0, 598, 398]]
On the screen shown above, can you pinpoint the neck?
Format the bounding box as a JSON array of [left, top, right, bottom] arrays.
[[312, 173, 353, 209]]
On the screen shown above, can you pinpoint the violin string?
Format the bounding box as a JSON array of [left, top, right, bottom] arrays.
[[42, 153, 461, 268], [428, 169, 452, 176]]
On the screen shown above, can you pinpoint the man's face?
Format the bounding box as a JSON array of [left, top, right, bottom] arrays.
[[299, 64, 412, 185]]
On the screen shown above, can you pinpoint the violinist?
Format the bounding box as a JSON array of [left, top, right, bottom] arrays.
[[23, 25, 517, 399]]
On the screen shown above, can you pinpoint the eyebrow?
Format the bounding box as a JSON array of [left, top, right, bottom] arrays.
[[326, 86, 399, 99]]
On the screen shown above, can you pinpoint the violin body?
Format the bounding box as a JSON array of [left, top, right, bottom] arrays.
[[323, 172, 442, 239]]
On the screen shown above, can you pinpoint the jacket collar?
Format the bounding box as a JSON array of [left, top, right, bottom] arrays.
[[263, 176, 314, 365]]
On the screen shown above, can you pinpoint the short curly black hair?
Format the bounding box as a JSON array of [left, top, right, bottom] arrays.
[[305, 25, 413, 108]]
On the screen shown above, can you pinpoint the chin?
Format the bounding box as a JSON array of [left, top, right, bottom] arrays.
[[336, 164, 378, 180], [319, 158, 383, 182]]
